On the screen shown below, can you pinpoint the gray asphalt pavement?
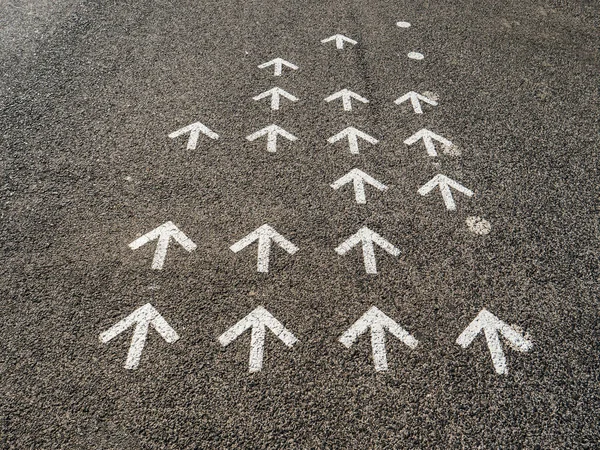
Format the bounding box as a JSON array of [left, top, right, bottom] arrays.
[[1, 0, 599, 448]]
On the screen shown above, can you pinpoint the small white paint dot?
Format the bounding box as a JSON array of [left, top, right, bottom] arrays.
[[396, 21, 411, 28], [407, 52, 424, 60], [125, 176, 133, 182], [466, 216, 492, 235]]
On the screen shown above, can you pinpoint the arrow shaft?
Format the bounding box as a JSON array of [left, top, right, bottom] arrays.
[[342, 96, 352, 111], [125, 320, 150, 369], [152, 233, 171, 270], [348, 134, 359, 154], [361, 239, 377, 274], [422, 136, 438, 157], [439, 183, 457, 210], [371, 324, 388, 371], [271, 94, 280, 110], [353, 178, 366, 204], [484, 326, 507, 374], [411, 96, 424, 114], [256, 236, 272, 272], [249, 323, 266, 372]]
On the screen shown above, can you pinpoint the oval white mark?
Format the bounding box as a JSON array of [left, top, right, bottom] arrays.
[[407, 52, 424, 60], [396, 21, 411, 28], [466, 216, 491, 235]]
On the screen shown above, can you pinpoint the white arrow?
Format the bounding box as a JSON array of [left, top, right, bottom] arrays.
[[394, 91, 438, 114], [99, 303, 179, 370], [321, 34, 358, 50], [328, 127, 378, 155], [168, 122, 219, 150], [219, 306, 298, 372], [257, 58, 298, 76], [418, 174, 474, 211], [331, 168, 387, 204], [403, 128, 453, 157], [253, 87, 299, 110], [129, 221, 197, 270], [339, 306, 418, 371], [325, 88, 369, 111], [456, 309, 532, 375], [246, 124, 298, 153], [230, 224, 299, 272], [335, 226, 400, 274]]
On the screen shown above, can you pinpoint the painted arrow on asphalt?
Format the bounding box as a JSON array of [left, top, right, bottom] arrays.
[[230, 224, 299, 272], [331, 168, 387, 204], [325, 89, 369, 111], [418, 174, 474, 211], [253, 87, 299, 110], [321, 34, 358, 49], [394, 91, 438, 114], [168, 122, 219, 150], [219, 306, 298, 372], [456, 308, 532, 375], [403, 128, 453, 157], [129, 221, 197, 270], [328, 127, 378, 155], [339, 306, 418, 371], [335, 226, 400, 274], [258, 58, 298, 76], [99, 303, 179, 370], [246, 124, 297, 153]]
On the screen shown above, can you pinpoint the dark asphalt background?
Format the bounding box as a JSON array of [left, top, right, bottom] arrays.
[[1, 0, 598, 448]]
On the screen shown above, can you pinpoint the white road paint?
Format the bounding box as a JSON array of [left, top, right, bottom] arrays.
[[230, 224, 299, 272], [331, 168, 387, 204], [339, 306, 418, 371], [335, 226, 400, 274], [456, 308, 532, 375], [253, 87, 298, 110], [394, 91, 438, 114], [466, 216, 492, 235], [129, 221, 197, 270], [321, 34, 358, 50], [403, 128, 453, 157], [407, 51, 424, 60], [324, 88, 369, 111], [396, 21, 411, 28], [99, 303, 179, 370], [258, 58, 298, 76], [168, 122, 219, 150], [327, 127, 378, 155], [246, 124, 298, 153], [219, 306, 298, 372], [418, 174, 474, 211]]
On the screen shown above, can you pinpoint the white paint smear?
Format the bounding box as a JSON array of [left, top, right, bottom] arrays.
[[407, 52, 424, 60], [418, 174, 474, 211], [253, 87, 298, 110], [324, 88, 368, 111], [321, 34, 357, 50], [396, 21, 411, 28], [168, 122, 219, 150], [335, 226, 400, 274], [331, 168, 387, 204], [403, 128, 453, 157], [230, 224, 299, 272], [246, 124, 297, 153], [258, 58, 298, 76], [327, 127, 378, 155], [466, 216, 492, 235], [394, 91, 438, 114]]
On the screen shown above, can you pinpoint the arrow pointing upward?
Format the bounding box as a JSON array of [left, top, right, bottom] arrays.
[[321, 34, 358, 49], [258, 58, 298, 76], [230, 224, 299, 272], [129, 221, 197, 270], [219, 306, 298, 372], [418, 174, 474, 211], [328, 127, 379, 155], [395, 91, 438, 114], [100, 303, 179, 369], [403, 128, 453, 157], [325, 89, 369, 111], [335, 226, 400, 274], [457, 309, 532, 375], [253, 87, 299, 110], [331, 168, 387, 204], [246, 124, 298, 153], [168, 122, 219, 150], [340, 306, 418, 371]]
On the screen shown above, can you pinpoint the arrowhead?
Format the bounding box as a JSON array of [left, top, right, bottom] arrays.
[[246, 125, 298, 152], [403, 128, 452, 156], [331, 168, 387, 204], [394, 91, 438, 114], [321, 34, 358, 49], [253, 87, 299, 110], [258, 58, 298, 76], [230, 224, 299, 272], [325, 89, 369, 111], [418, 174, 474, 211], [168, 122, 219, 150], [327, 127, 378, 154], [335, 226, 399, 274]]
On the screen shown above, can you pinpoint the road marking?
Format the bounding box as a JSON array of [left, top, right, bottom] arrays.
[[327, 127, 379, 155], [230, 224, 299, 272], [456, 309, 532, 375], [331, 168, 387, 204], [219, 306, 298, 372], [394, 91, 438, 114], [335, 226, 400, 274], [321, 34, 358, 50], [246, 124, 298, 153], [396, 21, 411, 28], [99, 303, 179, 370], [466, 216, 492, 235], [168, 122, 219, 150], [403, 128, 453, 157], [324, 88, 369, 111], [253, 87, 298, 110], [129, 221, 197, 270], [258, 58, 298, 76], [407, 51, 424, 60], [340, 306, 418, 371], [418, 174, 474, 211]]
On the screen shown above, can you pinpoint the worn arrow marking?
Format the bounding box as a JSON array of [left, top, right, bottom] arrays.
[[258, 58, 298, 76], [418, 174, 474, 211], [230, 224, 298, 272], [129, 221, 197, 270], [168, 122, 219, 150], [321, 34, 358, 49], [403, 128, 452, 156], [246, 124, 297, 153], [394, 91, 438, 114], [335, 226, 399, 274], [99, 303, 179, 369], [253, 87, 298, 110], [331, 168, 387, 204], [328, 127, 378, 155], [340, 306, 418, 371], [325, 89, 369, 111], [457, 309, 532, 375], [219, 306, 298, 372]]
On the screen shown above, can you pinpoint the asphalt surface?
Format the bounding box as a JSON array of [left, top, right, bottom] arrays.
[[1, 0, 599, 448]]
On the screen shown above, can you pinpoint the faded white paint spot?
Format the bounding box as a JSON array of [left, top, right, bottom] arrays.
[[443, 143, 461, 156], [466, 216, 491, 235], [396, 21, 411, 28], [422, 91, 439, 101], [407, 51, 424, 60]]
